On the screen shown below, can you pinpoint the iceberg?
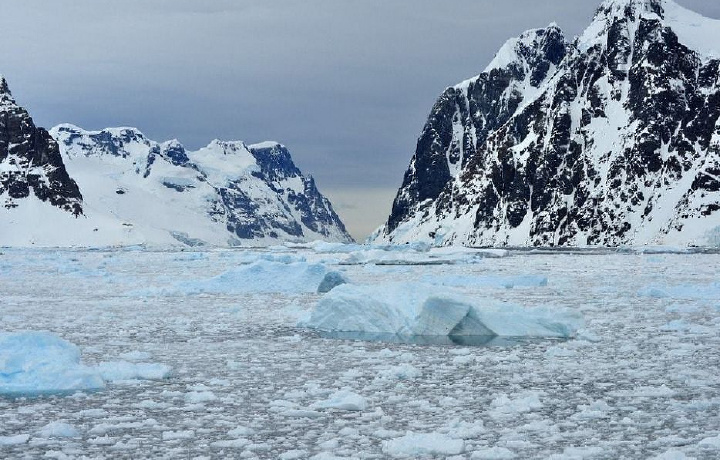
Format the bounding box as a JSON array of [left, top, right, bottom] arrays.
[[317, 271, 349, 294], [0, 331, 105, 396], [302, 283, 582, 340], [182, 260, 327, 294]]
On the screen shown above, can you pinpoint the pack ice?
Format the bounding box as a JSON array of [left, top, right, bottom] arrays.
[[303, 283, 582, 339]]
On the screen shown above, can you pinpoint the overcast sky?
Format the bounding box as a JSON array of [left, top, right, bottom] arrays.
[[2, 0, 718, 240]]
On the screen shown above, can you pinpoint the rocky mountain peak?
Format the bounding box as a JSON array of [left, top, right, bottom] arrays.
[[0, 76, 83, 216], [375, 0, 720, 247], [0, 75, 10, 96], [480, 25, 567, 77]]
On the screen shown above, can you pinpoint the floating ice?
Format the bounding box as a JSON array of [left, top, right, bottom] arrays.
[[0, 331, 105, 396], [96, 361, 173, 382], [317, 271, 348, 294], [182, 260, 327, 294], [471, 446, 517, 459], [383, 431, 465, 457], [426, 274, 548, 289], [303, 283, 582, 340], [311, 389, 367, 411], [0, 434, 29, 446], [489, 391, 544, 417], [37, 422, 81, 438]]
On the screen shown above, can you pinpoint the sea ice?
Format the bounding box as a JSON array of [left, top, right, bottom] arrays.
[[303, 283, 582, 339], [182, 260, 327, 294], [37, 422, 81, 438], [471, 446, 517, 459], [0, 434, 30, 446], [317, 271, 348, 294], [383, 431, 465, 457], [0, 331, 105, 396], [96, 361, 173, 382], [311, 389, 367, 411]]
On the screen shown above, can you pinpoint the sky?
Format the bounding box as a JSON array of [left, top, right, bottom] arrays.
[[2, 0, 719, 241]]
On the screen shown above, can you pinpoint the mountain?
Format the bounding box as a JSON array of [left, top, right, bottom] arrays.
[[373, 0, 720, 247], [0, 77, 351, 247], [0, 76, 83, 217]]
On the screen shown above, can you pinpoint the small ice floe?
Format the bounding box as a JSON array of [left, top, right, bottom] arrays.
[[0, 434, 30, 446], [96, 361, 172, 382], [698, 435, 720, 448], [383, 431, 465, 457], [425, 274, 548, 289], [302, 283, 582, 343], [488, 391, 543, 418], [470, 446, 517, 459], [310, 389, 367, 411], [37, 421, 81, 438], [650, 449, 694, 459]]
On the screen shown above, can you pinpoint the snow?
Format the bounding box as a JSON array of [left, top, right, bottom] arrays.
[[1, 125, 351, 248], [249, 141, 283, 150], [304, 282, 583, 339], [0, 246, 719, 458]]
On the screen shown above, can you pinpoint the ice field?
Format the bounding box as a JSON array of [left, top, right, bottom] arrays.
[[1, 244, 719, 459]]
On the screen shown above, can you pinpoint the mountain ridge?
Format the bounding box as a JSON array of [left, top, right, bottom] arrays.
[[0, 78, 352, 247], [373, 0, 720, 247]]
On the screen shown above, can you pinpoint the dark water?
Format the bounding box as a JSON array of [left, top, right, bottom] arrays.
[[317, 331, 565, 347]]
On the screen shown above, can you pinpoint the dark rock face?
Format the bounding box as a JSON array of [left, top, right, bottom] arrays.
[[0, 77, 83, 215], [378, 0, 720, 247]]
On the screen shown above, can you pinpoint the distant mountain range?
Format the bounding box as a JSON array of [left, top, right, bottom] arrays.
[[373, 0, 720, 247], [0, 77, 351, 247]]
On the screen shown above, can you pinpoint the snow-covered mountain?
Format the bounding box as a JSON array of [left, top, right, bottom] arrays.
[[0, 76, 83, 218], [0, 77, 351, 247], [373, 0, 720, 247]]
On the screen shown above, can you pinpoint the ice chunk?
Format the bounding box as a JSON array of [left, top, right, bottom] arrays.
[[311, 389, 367, 411], [489, 391, 543, 417], [37, 422, 81, 438], [698, 435, 720, 448], [183, 260, 327, 294], [471, 447, 517, 459], [0, 331, 105, 396], [651, 450, 694, 460], [96, 361, 172, 381], [383, 432, 465, 457], [426, 274, 548, 289], [303, 283, 582, 339], [317, 271, 348, 294], [0, 434, 30, 446]]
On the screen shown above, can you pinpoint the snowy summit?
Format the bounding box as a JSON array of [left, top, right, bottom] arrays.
[[374, 0, 720, 247]]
